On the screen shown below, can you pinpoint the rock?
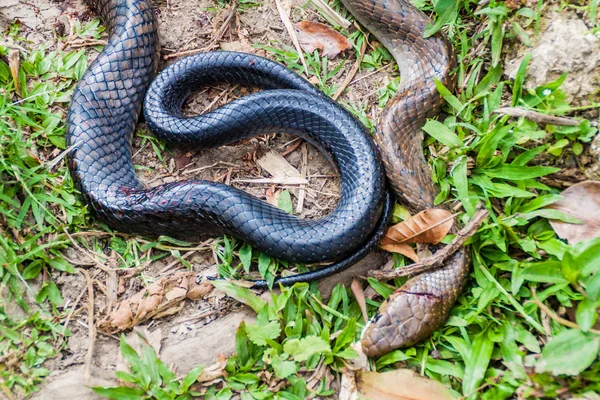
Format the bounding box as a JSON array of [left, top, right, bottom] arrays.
[[317, 251, 387, 300], [505, 11, 600, 105], [30, 366, 114, 400], [159, 308, 255, 374]]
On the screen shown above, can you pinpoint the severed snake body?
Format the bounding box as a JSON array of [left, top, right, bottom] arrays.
[[66, 0, 468, 356]]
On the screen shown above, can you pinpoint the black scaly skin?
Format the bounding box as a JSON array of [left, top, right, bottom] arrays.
[[66, 0, 391, 283]]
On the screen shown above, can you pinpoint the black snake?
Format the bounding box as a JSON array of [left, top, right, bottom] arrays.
[[66, 0, 468, 356]]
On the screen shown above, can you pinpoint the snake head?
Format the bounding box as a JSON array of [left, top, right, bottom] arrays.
[[360, 286, 448, 357]]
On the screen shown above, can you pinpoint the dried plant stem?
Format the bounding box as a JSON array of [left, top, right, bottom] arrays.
[[531, 287, 600, 335], [274, 0, 308, 75], [493, 107, 580, 126]]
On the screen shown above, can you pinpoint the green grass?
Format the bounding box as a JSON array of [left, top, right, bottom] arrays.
[[2, 0, 600, 399]]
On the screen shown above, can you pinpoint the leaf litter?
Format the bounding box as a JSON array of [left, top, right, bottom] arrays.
[[547, 181, 600, 244], [379, 208, 456, 261], [295, 20, 352, 58], [99, 272, 214, 333]]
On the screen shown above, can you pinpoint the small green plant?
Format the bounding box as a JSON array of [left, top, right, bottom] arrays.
[[97, 282, 362, 399], [93, 335, 205, 399]]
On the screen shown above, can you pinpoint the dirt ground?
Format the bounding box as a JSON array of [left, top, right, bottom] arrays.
[[1, 0, 599, 398]]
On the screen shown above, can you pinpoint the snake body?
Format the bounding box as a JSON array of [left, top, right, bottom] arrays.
[[67, 0, 468, 356], [339, 0, 469, 356], [67, 0, 390, 280]]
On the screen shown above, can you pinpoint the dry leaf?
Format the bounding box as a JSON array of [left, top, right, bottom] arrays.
[[378, 242, 419, 262], [294, 21, 352, 59], [382, 209, 455, 245], [8, 50, 20, 95], [356, 369, 454, 400], [99, 272, 211, 333], [197, 354, 228, 384], [339, 367, 358, 400], [547, 181, 600, 244], [266, 186, 280, 207], [351, 278, 368, 324]]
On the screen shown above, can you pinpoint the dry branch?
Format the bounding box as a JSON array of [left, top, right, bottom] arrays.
[[493, 107, 580, 126]]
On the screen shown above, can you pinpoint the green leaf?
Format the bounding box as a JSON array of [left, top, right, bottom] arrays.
[[366, 277, 395, 298], [422, 120, 464, 148], [476, 126, 511, 168], [333, 319, 357, 353], [92, 386, 147, 399], [277, 190, 293, 214], [518, 194, 562, 213], [483, 165, 560, 180], [576, 299, 599, 332], [537, 329, 600, 375], [47, 256, 76, 273], [424, 0, 459, 37], [210, 280, 266, 313], [452, 156, 476, 216], [284, 336, 331, 362], [258, 252, 271, 278], [22, 260, 43, 279], [246, 320, 281, 346], [434, 77, 463, 112], [519, 209, 582, 224], [462, 331, 494, 396], [272, 355, 298, 379], [521, 260, 568, 284], [119, 335, 143, 375], [239, 243, 252, 273], [181, 366, 204, 393], [512, 53, 532, 106]]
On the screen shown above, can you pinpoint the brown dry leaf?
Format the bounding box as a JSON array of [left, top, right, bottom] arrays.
[[351, 278, 368, 323], [378, 242, 419, 262], [8, 49, 20, 95], [99, 272, 211, 333], [197, 354, 228, 384], [382, 209, 455, 245], [547, 181, 600, 244], [294, 21, 352, 59], [266, 186, 280, 207], [339, 367, 358, 400], [356, 369, 454, 400]]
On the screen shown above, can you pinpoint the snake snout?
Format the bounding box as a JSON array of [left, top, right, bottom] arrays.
[[361, 288, 447, 357]]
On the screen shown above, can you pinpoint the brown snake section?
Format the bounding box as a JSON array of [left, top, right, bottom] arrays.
[[340, 0, 470, 356]]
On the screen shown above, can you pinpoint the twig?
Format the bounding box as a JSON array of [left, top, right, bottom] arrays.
[[332, 31, 368, 101], [232, 176, 309, 184], [274, 0, 308, 75], [183, 161, 241, 175], [308, 0, 351, 29], [349, 63, 393, 86], [296, 143, 308, 213], [369, 207, 489, 280], [530, 287, 600, 335], [281, 138, 303, 156], [493, 107, 580, 126], [80, 269, 96, 385], [68, 38, 108, 49], [164, 4, 237, 60]]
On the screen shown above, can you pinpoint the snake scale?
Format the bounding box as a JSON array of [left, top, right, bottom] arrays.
[[66, 0, 468, 356]]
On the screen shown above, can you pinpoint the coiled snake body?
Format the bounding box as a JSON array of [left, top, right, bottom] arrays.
[[67, 0, 468, 356]]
